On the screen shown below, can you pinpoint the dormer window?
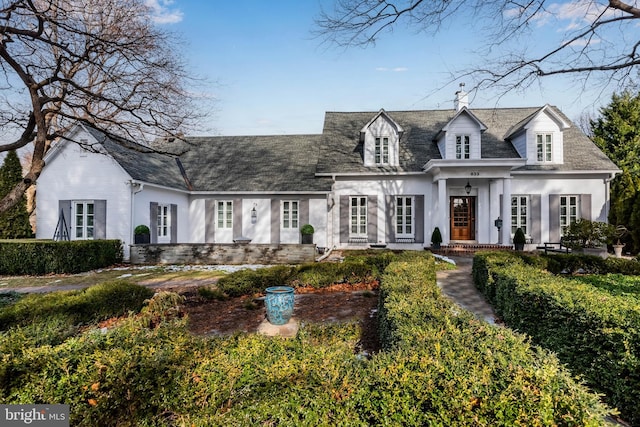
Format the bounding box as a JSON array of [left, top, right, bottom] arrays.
[[375, 137, 390, 164], [536, 134, 552, 162], [455, 135, 470, 159]]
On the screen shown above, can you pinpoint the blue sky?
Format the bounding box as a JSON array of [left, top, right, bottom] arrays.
[[148, 0, 618, 136]]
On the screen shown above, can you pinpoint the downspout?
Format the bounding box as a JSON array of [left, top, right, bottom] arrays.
[[604, 173, 616, 221], [130, 181, 144, 248]]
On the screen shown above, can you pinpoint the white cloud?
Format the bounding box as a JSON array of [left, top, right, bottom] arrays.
[[566, 36, 601, 47], [145, 0, 184, 24], [376, 67, 408, 72]]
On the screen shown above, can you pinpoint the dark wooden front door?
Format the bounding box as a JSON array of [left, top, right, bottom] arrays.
[[450, 197, 475, 240]]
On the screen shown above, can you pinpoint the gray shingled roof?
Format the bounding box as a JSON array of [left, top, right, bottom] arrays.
[[318, 107, 618, 173], [178, 134, 334, 192], [85, 126, 190, 190], [88, 106, 617, 193]]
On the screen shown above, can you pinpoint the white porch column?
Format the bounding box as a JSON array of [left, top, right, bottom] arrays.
[[489, 180, 501, 244], [438, 179, 448, 242], [501, 177, 512, 245]]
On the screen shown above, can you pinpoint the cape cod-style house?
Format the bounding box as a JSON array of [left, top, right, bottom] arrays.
[[36, 89, 620, 260]]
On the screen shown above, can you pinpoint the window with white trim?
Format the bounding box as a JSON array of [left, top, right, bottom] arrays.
[[350, 196, 367, 237], [536, 134, 552, 162], [511, 196, 528, 236], [396, 196, 413, 237], [74, 201, 94, 239], [157, 204, 170, 238], [282, 200, 299, 229], [455, 135, 470, 159], [217, 201, 233, 229], [375, 137, 389, 165], [560, 195, 579, 235]]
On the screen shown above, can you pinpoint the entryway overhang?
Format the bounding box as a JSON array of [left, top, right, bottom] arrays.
[[423, 158, 527, 181]]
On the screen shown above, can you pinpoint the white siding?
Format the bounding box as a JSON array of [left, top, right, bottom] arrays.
[[525, 111, 564, 165], [36, 131, 133, 257], [444, 113, 481, 159], [363, 116, 400, 166], [132, 186, 189, 243]]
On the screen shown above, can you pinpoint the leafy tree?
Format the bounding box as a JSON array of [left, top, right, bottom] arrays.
[[0, 151, 32, 238], [0, 0, 206, 215], [592, 91, 640, 253], [316, 1, 640, 94]]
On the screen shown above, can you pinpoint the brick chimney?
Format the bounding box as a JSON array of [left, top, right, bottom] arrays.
[[454, 83, 468, 111]]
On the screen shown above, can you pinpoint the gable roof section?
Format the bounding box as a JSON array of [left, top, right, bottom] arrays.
[[179, 134, 333, 192], [359, 109, 404, 135], [504, 104, 570, 139], [434, 106, 488, 140], [317, 107, 618, 174], [83, 126, 190, 190]]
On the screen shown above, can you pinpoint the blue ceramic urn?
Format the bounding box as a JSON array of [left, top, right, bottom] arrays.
[[264, 286, 295, 325]]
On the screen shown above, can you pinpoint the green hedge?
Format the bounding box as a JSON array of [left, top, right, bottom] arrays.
[[0, 240, 123, 275], [373, 257, 612, 425], [474, 251, 640, 425]]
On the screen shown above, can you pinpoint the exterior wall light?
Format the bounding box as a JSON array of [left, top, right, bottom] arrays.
[[465, 181, 472, 194]]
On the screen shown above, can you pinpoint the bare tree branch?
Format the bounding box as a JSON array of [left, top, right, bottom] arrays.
[[315, 0, 640, 95], [0, 0, 211, 213]]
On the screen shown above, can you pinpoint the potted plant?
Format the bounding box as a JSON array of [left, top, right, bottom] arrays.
[[431, 227, 442, 249], [134, 224, 150, 244], [300, 224, 314, 244], [513, 227, 526, 251]]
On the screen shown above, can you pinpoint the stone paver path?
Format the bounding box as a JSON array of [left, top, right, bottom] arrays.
[[436, 256, 498, 325]]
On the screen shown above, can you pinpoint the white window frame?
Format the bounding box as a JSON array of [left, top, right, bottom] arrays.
[[536, 133, 553, 162], [560, 195, 579, 235], [74, 201, 94, 240], [374, 137, 389, 165], [350, 196, 368, 237], [157, 204, 170, 240], [395, 196, 414, 238], [217, 201, 233, 229], [455, 135, 470, 159], [511, 195, 529, 236], [282, 200, 299, 229]]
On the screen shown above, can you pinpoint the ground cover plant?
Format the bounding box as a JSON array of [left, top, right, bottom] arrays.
[[473, 251, 640, 425], [0, 252, 615, 425]]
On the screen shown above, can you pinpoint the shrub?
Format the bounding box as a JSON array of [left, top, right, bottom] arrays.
[[0, 240, 123, 275], [134, 224, 150, 235], [431, 227, 442, 245], [300, 224, 314, 235], [474, 251, 640, 424], [0, 281, 154, 331]]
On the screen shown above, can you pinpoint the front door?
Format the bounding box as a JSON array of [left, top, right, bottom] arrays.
[[450, 197, 475, 240]]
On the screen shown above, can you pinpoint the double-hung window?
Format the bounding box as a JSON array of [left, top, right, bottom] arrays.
[[536, 134, 552, 162], [560, 195, 579, 235], [217, 201, 233, 229], [282, 200, 299, 229], [396, 196, 413, 237], [157, 204, 170, 239], [511, 196, 528, 236], [455, 135, 470, 159], [374, 137, 389, 165], [74, 201, 94, 239], [350, 196, 367, 237]]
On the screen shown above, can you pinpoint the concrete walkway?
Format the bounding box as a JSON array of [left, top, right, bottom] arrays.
[[436, 256, 498, 325]]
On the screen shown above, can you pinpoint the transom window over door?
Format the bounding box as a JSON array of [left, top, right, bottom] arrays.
[[217, 201, 233, 228], [350, 196, 367, 237], [282, 200, 299, 229], [396, 196, 413, 237], [511, 196, 528, 235], [74, 201, 94, 239], [375, 137, 389, 164], [537, 134, 552, 162], [455, 135, 470, 159], [560, 195, 579, 235]]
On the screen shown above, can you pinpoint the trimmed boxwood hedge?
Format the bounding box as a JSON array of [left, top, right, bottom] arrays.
[[473, 251, 640, 425], [374, 256, 612, 426], [0, 240, 123, 275]]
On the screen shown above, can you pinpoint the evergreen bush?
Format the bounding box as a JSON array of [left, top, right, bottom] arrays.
[[0, 150, 33, 238]]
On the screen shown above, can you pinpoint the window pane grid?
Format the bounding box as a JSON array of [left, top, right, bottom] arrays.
[[282, 201, 299, 229], [510, 196, 528, 235], [396, 196, 414, 236], [217, 201, 232, 229], [350, 197, 367, 236], [74, 202, 94, 240]]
